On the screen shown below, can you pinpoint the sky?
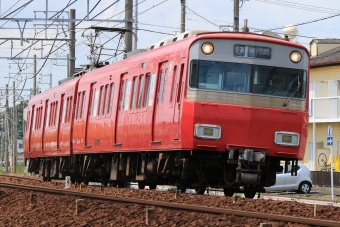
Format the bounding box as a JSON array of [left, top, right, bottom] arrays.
[[0, 0, 339, 106]]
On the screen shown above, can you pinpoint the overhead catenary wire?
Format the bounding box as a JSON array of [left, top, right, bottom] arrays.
[[255, 0, 340, 14]]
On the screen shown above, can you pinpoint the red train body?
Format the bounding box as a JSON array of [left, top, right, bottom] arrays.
[[24, 31, 309, 198]]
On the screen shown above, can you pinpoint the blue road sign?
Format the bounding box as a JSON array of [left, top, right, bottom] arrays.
[[327, 136, 333, 146]]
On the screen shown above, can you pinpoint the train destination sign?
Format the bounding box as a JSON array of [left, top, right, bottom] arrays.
[[234, 45, 271, 59]]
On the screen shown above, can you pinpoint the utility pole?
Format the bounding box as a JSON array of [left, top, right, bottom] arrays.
[[125, 0, 133, 54], [4, 84, 8, 173], [12, 81, 17, 174], [33, 54, 36, 96], [133, 0, 138, 50], [180, 0, 186, 33], [233, 0, 239, 31], [69, 9, 75, 77]]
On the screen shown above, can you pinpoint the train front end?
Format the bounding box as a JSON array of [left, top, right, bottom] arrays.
[[181, 32, 309, 197]]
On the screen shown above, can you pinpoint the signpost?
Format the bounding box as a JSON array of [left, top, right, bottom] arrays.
[[327, 125, 334, 200]]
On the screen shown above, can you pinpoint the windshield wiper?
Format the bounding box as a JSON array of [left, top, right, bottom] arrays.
[[283, 84, 301, 107]]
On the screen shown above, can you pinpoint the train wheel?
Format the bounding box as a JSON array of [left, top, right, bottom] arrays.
[[138, 181, 146, 189], [149, 183, 157, 190], [195, 186, 206, 195], [244, 189, 256, 199], [223, 188, 235, 197]]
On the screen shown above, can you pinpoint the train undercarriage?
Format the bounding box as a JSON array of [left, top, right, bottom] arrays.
[[26, 149, 294, 198]]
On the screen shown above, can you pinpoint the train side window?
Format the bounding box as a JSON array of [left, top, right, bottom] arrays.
[[108, 83, 114, 114], [64, 98, 69, 123], [102, 84, 109, 115], [81, 91, 86, 118], [92, 89, 99, 116], [45, 103, 49, 127], [54, 101, 58, 126], [89, 84, 97, 116], [25, 111, 30, 131], [137, 75, 144, 109], [143, 73, 151, 108], [76, 92, 82, 120], [98, 86, 104, 116], [157, 70, 164, 104], [170, 66, 177, 103], [177, 64, 185, 103], [67, 96, 72, 123], [131, 76, 138, 110], [124, 80, 131, 110], [49, 103, 53, 127], [48, 103, 52, 127], [161, 68, 168, 103], [119, 80, 125, 111], [62, 97, 66, 123]]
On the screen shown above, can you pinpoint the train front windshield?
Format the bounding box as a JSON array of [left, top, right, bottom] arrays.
[[189, 60, 307, 99]]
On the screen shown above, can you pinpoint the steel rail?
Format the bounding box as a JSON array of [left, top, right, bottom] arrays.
[[0, 183, 338, 227], [0, 174, 42, 182]]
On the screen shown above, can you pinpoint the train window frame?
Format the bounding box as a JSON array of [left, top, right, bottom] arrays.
[[64, 97, 69, 124], [54, 101, 58, 127], [130, 76, 138, 111], [89, 83, 97, 117], [108, 83, 114, 115], [76, 92, 82, 121], [98, 85, 104, 117], [81, 91, 86, 119], [119, 80, 125, 111], [25, 111, 30, 131], [45, 102, 50, 127], [136, 74, 145, 110], [92, 89, 99, 117], [124, 80, 132, 111], [157, 69, 165, 105], [102, 84, 109, 117], [170, 65, 178, 105], [67, 96, 72, 123], [143, 73, 151, 108], [161, 68, 168, 104], [48, 102, 52, 127], [176, 64, 185, 103]]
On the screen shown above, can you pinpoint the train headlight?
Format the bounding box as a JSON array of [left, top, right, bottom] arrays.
[[194, 124, 221, 139], [275, 131, 300, 146], [201, 42, 214, 55], [290, 51, 302, 63]]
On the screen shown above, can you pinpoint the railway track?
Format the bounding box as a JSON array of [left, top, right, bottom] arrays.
[[0, 182, 339, 227]]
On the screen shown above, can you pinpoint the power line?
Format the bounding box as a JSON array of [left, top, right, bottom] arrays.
[[255, 0, 340, 14]]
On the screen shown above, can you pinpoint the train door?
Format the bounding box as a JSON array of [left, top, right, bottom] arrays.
[[115, 74, 129, 145], [85, 83, 98, 148], [152, 62, 169, 143], [57, 94, 65, 151], [173, 63, 185, 139]]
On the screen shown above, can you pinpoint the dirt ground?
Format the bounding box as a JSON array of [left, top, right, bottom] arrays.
[[0, 178, 340, 227]]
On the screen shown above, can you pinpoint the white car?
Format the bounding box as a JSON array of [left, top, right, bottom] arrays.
[[264, 163, 313, 194]]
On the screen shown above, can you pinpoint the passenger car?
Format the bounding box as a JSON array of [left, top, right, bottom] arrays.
[[264, 163, 312, 194]]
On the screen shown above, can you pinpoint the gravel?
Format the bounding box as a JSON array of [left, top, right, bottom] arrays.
[[0, 176, 339, 226]]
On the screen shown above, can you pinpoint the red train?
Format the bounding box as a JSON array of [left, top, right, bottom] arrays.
[[24, 31, 309, 198]]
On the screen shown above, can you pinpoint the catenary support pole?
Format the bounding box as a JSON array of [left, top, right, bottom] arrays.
[[33, 54, 36, 96], [4, 84, 8, 173], [133, 0, 138, 50], [69, 9, 75, 77], [180, 0, 185, 33], [12, 81, 16, 174], [125, 0, 133, 54], [234, 0, 239, 31]]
